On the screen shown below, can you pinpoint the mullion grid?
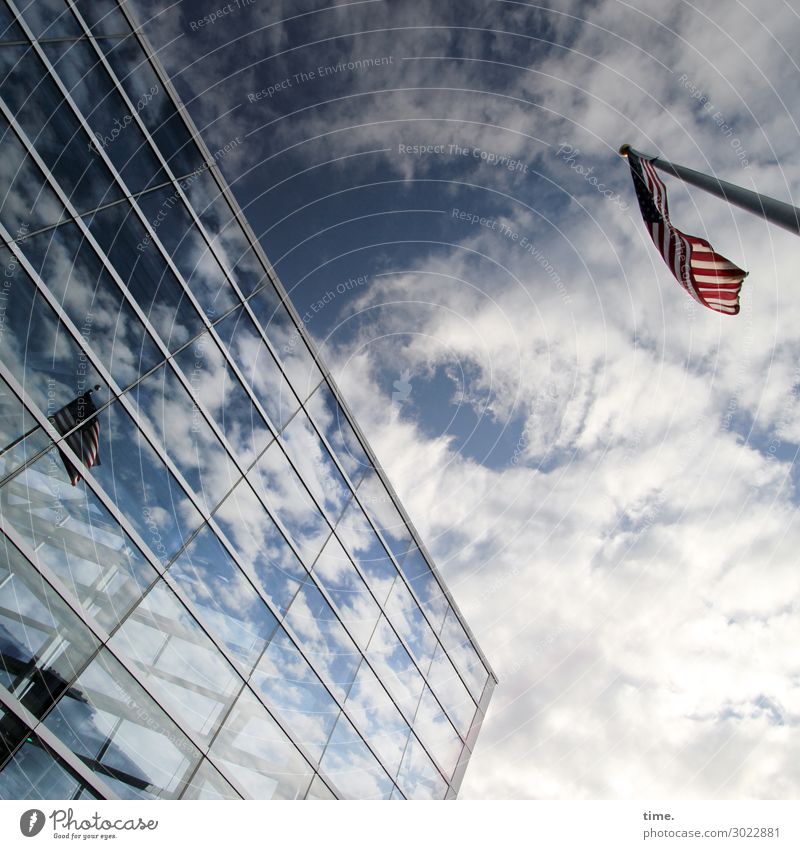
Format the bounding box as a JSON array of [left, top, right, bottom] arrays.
[[0, 681, 118, 799], [6, 0, 484, 796]]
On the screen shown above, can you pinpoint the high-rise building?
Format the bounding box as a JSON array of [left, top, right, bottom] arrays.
[[0, 0, 495, 800]]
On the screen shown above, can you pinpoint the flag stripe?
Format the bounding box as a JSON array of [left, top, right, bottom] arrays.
[[626, 151, 747, 315]]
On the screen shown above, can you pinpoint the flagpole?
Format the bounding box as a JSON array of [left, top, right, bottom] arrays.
[[619, 144, 800, 236]]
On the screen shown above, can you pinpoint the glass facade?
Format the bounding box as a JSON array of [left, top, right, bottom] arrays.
[[0, 0, 495, 800]]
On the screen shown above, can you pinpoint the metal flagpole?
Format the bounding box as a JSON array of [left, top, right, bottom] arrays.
[[619, 144, 800, 236]]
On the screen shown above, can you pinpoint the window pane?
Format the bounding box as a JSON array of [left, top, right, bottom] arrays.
[[181, 170, 266, 296], [384, 579, 437, 674], [109, 580, 242, 743], [0, 114, 67, 235], [213, 477, 308, 615], [180, 758, 241, 800], [247, 283, 322, 401], [345, 662, 410, 775], [42, 38, 168, 192], [18, 222, 163, 391], [173, 325, 274, 469], [15, 0, 82, 38], [397, 547, 448, 634], [0, 48, 122, 214], [365, 616, 424, 723], [335, 497, 398, 606], [305, 382, 370, 486], [73, 0, 129, 37], [85, 200, 205, 351], [136, 186, 238, 317], [305, 775, 336, 799], [167, 523, 279, 670], [0, 739, 83, 800], [283, 582, 361, 702], [280, 410, 352, 524], [0, 375, 52, 481], [99, 36, 206, 179], [439, 605, 489, 702], [396, 732, 448, 800], [91, 400, 204, 566], [214, 305, 300, 432], [2, 453, 158, 634], [43, 648, 202, 799], [318, 714, 394, 799], [209, 687, 314, 799], [0, 533, 99, 720], [247, 441, 329, 566], [413, 685, 463, 779], [129, 363, 242, 516], [427, 644, 477, 739], [356, 468, 412, 564], [312, 534, 381, 650], [250, 628, 340, 763]]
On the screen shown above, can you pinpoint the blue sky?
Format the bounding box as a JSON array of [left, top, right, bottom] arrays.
[[133, 0, 800, 798]]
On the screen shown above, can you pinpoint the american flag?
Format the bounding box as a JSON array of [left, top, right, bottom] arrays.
[[49, 390, 101, 485], [626, 150, 747, 315]]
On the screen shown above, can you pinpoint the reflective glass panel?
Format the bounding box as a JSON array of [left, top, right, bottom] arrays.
[[0, 375, 51, 482], [180, 758, 241, 800], [305, 381, 370, 486], [172, 325, 274, 469], [2, 453, 158, 634], [43, 648, 202, 799], [213, 305, 300, 432], [0, 48, 121, 214], [312, 534, 381, 650], [208, 687, 314, 800], [73, 0, 129, 36], [397, 547, 448, 634], [335, 497, 398, 606], [19, 222, 162, 391], [356, 468, 413, 563], [246, 441, 329, 566], [425, 644, 477, 739], [318, 714, 394, 800], [365, 616, 425, 723], [16, 0, 82, 38], [0, 114, 68, 236], [0, 533, 99, 719], [136, 187, 238, 317], [129, 363, 242, 516], [282, 582, 361, 702], [344, 661, 410, 775], [212, 477, 308, 615], [384, 579, 437, 675], [280, 410, 352, 525], [304, 775, 336, 799], [250, 628, 340, 763], [167, 523, 279, 670], [42, 38, 168, 192], [413, 685, 463, 779], [0, 738, 86, 800], [439, 604, 489, 702], [109, 580, 242, 743], [395, 732, 448, 800], [246, 284, 322, 402], [85, 200, 205, 351]]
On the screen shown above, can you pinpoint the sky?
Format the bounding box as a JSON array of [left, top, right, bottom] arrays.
[[131, 0, 800, 799]]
